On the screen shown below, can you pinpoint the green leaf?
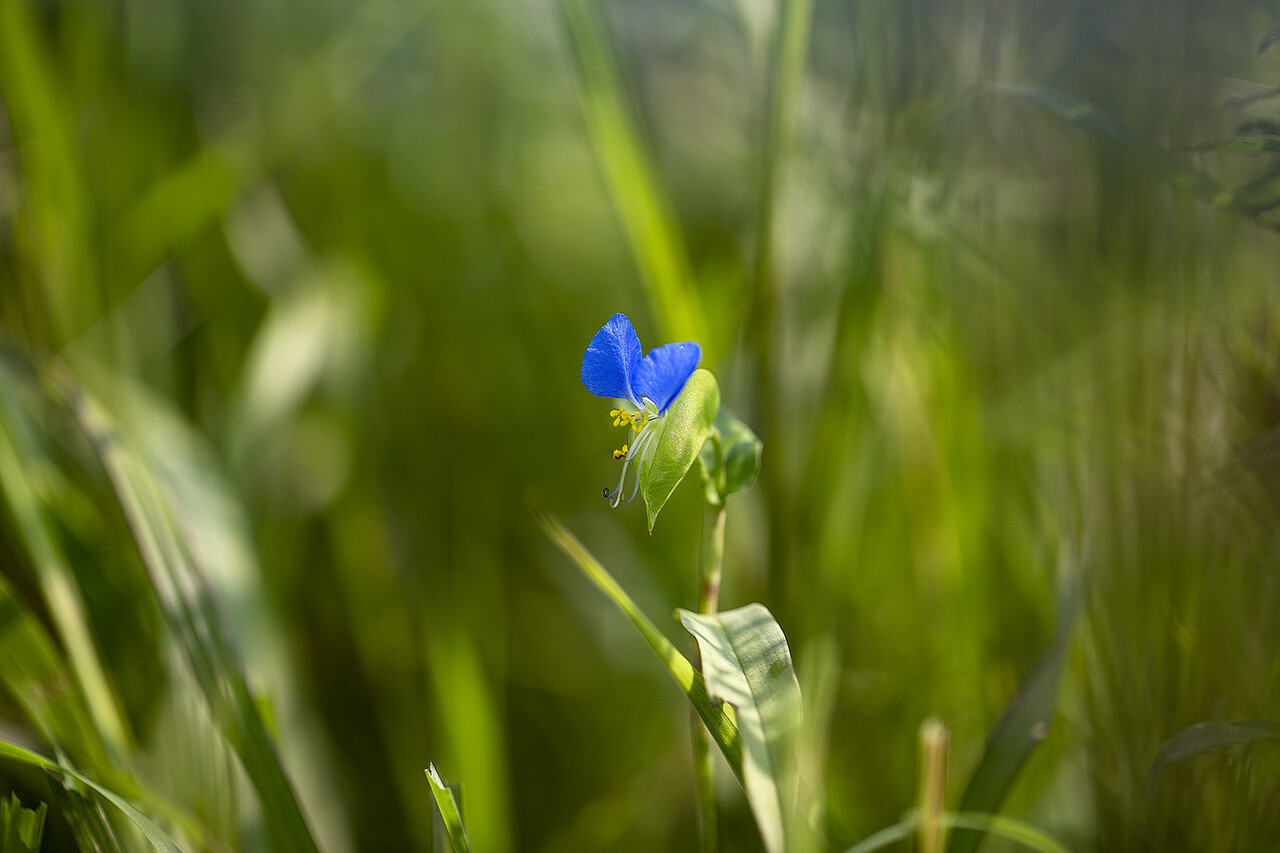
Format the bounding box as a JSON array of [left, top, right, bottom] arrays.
[[533, 505, 744, 773], [640, 369, 719, 531], [426, 764, 472, 853], [698, 408, 763, 507], [677, 604, 802, 853], [999, 85, 1223, 200], [947, 574, 1078, 853], [1148, 720, 1280, 790], [0, 740, 183, 853], [0, 793, 47, 853]]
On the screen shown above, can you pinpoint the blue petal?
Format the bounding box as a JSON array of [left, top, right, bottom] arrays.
[[633, 341, 701, 412], [581, 313, 644, 404]]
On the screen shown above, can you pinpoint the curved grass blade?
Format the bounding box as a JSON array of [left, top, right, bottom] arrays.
[[845, 812, 1070, 853], [840, 818, 915, 853], [55, 370, 322, 853], [997, 85, 1225, 202], [426, 764, 471, 853], [677, 605, 802, 853], [0, 740, 183, 853], [532, 504, 743, 774], [0, 362, 131, 758], [947, 572, 1078, 853], [943, 813, 1071, 853], [1147, 720, 1280, 791], [557, 0, 708, 346], [1259, 23, 1280, 56]]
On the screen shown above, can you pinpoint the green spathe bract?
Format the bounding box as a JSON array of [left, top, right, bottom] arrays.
[[698, 408, 763, 507], [639, 368, 719, 531]]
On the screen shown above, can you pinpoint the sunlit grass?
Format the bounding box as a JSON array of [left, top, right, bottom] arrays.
[[0, 0, 1279, 850]]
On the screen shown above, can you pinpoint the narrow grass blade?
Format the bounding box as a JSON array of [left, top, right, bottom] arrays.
[[677, 605, 802, 853], [0, 740, 183, 853], [1148, 720, 1280, 791], [0, 793, 47, 853], [998, 85, 1227, 203], [533, 504, 743, 774], [56, 371, 322, 853], [941, 813, 1071, 853], [426, 764, 471, 853], [558, 0, 707, 346], [1259, 23, 1280, 56], [946, 644, 1067, 853], [845, 812, 1070, 853], [0, 0, 97, 342], [0, 571, 109, 769], [840, 818, 915, 853], [948, 572, 1079, 853], [0, 367, 131, 758]]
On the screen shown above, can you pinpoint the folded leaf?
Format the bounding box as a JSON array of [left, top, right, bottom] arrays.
[[640, 369, 719, 531]]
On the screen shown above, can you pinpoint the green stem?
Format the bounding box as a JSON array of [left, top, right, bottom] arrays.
[[694, 504, 726, 853]]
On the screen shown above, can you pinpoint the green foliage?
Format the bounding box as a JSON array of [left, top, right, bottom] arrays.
[[0, 0, 1279, 849], [641, 369, 720, 531]]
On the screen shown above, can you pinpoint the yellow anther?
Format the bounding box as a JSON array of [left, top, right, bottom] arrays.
[[613, 444, 629, 460], [631, 412, 650, 433], [610, 408, 638, 428]]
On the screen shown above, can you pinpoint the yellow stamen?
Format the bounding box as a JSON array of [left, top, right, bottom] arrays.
[[609, 408, 641, 429], [612, 444, 629, 460]]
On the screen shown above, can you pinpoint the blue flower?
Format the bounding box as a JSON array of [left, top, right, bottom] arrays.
[[582, 313, 701, 506]]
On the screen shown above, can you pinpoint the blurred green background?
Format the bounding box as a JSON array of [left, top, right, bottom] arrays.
[[2, 0, 1280, 850]]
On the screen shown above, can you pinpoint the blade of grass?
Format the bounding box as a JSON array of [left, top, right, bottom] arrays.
[[53, 368, 323, 853], [558, 0, 707, 346], [426, 764, 472, 853], [0, 0, 98, 343], [0, 740, 183, 853], [753, 0, 815, 614], [532, 502, 743, 776], [844, 812, 1071, 853], [1147, 720, 1280, 791], [940, 813, 1071, 853], [0, 366, 131, 758], [947, 566, 1080, 853]]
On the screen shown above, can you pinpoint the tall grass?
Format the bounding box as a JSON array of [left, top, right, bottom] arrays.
[[0, 0, 1278, 850]]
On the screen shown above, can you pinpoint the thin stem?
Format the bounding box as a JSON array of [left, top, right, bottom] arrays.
[[693, 503, 727, 853], [918, 718, 949, 853], [699, 505, 726, 614]]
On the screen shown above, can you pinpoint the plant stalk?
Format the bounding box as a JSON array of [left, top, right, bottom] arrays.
[[693, 503, 727, 853]]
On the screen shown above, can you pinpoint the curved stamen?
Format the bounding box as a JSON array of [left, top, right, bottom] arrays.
[[604, 411, 661, 507]]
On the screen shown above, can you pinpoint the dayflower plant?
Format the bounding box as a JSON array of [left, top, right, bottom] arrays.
[[581, 313, 702, 507]]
